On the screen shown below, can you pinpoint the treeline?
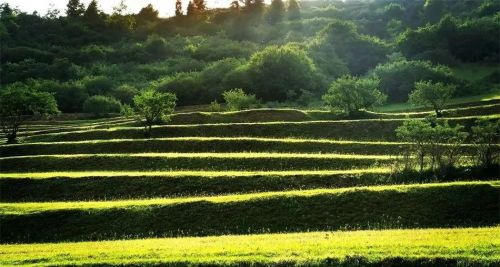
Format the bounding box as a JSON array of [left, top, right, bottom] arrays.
[[0, 0, 499, 112]]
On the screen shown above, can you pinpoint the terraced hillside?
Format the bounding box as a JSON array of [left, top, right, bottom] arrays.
[[0, 101, 499, 266]]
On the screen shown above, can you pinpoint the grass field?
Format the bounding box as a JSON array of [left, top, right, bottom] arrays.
[[1, 96, 498, 265], [1, 227, 498, 267]]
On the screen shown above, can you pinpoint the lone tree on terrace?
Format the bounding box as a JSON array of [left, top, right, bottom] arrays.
[[0, 83, 59, 143], [323, 75, 386, 115], [409, 81, 455, 117], [133, 89, 177, 136]]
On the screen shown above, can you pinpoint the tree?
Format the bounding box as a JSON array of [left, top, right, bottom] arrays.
[[322, 76, 386, 115], [409, 81, 456, 117], [137, 4, 159, 22], [175, 0, 183, 16], [396, 119, 468, 173], [471, 119, 499, 168], [83, 95, 122, 117], [187, 1, 196, 17], [83, 0, 104, 27], [267, 0, 285, 25], [245, 44, 322, 102], [66, 0, 85, 18], [193, 0, 206, 12], [222, 88, 257, 111], [0, 83, 59, 143], [372, 60, 455, 102], [134, 89, 177, 135], [287, 0, 300, 20], [111, 85, 137, 105]]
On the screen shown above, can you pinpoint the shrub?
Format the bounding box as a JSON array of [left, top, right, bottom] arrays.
[[471, 119, 499, 168], [409, 81, 456, 117], [222, 88, 258, 111], [372, 59, 455, 102], [111, 84, 137, 105], [395, 119, 468, 173], [82, 95, 122, 116], [208, 100, 223, 112], [322, 76, 386, 115]]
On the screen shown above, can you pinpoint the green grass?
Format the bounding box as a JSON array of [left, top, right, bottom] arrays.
[[0, 227, 498, 266], [375, 92, 500, 112], [451, 63, 499, 82], [0, 169, 397, 202], [3, 137, 488, 157], [1, 181, 498, 243], [0, 153, 394, 173], [19, 115, 498, 143]]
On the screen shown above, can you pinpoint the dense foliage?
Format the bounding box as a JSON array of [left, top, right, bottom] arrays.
[[0, 0, 498, 111]]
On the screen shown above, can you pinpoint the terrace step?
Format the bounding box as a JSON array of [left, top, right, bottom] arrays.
[[0, 182, 497, 243]]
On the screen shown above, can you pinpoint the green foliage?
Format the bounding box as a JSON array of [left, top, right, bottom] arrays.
[[31, 80, 88, 113], [471, 119, 500, 168], [398, 15, 500, 62], [133, 89, 177, 134], [208, 100, 223, 112], [409, 81, 456, 116], [66, 0, 85, 18], [111, 84, 137, 105], [120, 104, 134, 117], [315, 20, 390, 75], [82, 95, 122, 116], [396, 119, 468, 173], [83, 76, 115, 96], [323, 76, 386, 115], [287, 0, 301, 20], [0, 82, 58, 143], [372, 60, 456, 102], [222, 88, 258, 111], [267, 0, 285, 25], [245, 44, 321, 101]]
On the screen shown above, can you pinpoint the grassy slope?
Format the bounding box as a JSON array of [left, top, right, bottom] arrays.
[[3, 137, 489, 157], [19, 115, 499, 143], [1, 182, 498, 243], [0, 153, 394, 173], [1, 227, 498, 266]]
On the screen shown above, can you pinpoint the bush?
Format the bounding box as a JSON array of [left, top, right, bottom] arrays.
[[82, 95, 122, 116], [208, 100, 223, 112], [323, 76, 386, 115], [395, 119, 468, 173], [82, 76, 115, 96], [222, 88, 258, 111], [372, 59, 456, 102], [111, 84, 137, 105], [471, 119, 499, 168]]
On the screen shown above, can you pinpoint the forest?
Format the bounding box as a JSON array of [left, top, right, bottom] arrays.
[[1, 0, 498, 112]]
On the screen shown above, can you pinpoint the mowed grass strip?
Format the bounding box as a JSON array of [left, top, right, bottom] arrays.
[[21, 115, 498, 143], [0, 153, 393, 173], [0, 169, 396, 202], [1, 227, 498, 267], [0, 137, 412, 157], [1, 182, 498, 243]]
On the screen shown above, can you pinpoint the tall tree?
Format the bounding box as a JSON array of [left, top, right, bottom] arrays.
[[66, 0, 84, 18], [267, 0, 285, 25], [186, 1, 196, 17], [83, 0, 104, 27], [193, 0, 206, 12], [287, 0, 300, 20], [137, 4, 159, 22], [175, 0, 183, 16]]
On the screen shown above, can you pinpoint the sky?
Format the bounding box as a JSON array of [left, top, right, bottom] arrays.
[[3, 0, 275, 18]]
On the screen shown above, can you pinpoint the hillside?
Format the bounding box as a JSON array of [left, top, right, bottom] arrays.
[[1, 97, 499, 265]]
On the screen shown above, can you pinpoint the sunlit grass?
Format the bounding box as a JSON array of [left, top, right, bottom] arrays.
[[0, 181, 496, 215], [0, 227, 498, 266], [3, 152, 398, 160], [0, 168, 392, 179]]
